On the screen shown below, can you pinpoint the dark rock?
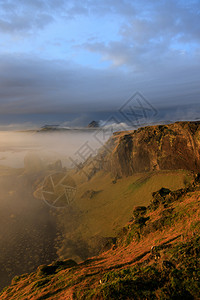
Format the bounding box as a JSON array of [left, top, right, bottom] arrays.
[[37, 259, 77, 276], [133, 206, 147, 218], [162, 260, 175, 269], [150, 188, 171, 210], [52, 259, 77, 269], [194, 172, 200, 184], [87, 121, 99, 128], [136, 216, 150, 226], [37, 265, 57, 276]]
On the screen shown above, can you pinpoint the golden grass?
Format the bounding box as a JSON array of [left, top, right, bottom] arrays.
[[70, 169, 193, 238]]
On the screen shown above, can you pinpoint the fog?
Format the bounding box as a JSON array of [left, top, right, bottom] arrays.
[[0, 129, 109, 290], [0, 130, 105, 168]]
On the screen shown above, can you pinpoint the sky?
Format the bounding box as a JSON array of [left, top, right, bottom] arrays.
[[0, 0, 200, 128]]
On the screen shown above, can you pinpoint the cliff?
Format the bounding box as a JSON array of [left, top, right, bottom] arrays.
[[80, 121, 200, 179]]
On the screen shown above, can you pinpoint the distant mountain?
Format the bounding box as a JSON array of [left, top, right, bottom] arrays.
[[87, 120, 99, 128], [36, 121, 100, 132]]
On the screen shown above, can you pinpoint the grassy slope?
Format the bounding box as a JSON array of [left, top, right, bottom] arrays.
[[63, 169, 192, 239], [1, 174, 199, 299], [55, 169, 193, 262]]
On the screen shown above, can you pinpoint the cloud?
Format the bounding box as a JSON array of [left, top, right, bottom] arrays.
[[0, 53, 199, 118], [0, 13, 53, 34], [0, 0, 199, 123], [61, 0, 136, 18], [0, 54, 128, 114], [0, 0, 63, 34], [0, 0, 136, 34], [78, 0, 200, 71]]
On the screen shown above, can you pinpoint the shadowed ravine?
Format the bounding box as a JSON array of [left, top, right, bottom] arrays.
[[0, 169, 59, 290]]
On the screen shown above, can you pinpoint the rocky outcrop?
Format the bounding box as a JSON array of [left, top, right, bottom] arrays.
[[87, 120, 99, 128], [111, 122, 200, 177], [79, 121, 200, 179]]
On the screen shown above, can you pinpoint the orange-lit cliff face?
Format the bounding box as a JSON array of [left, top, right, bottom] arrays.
[[79, 122, 200, 180]]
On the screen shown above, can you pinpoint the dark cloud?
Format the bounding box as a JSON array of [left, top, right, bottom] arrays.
[[0, 54, 199, 117]]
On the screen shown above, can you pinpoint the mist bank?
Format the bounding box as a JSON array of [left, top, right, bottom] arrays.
[[1, 103, 200, 169], [0, 130, 104, 169], [0, 128, 105, 289]]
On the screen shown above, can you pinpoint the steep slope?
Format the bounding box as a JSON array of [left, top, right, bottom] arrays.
[[56, 169, 192, 262], [78, 121, 200, 179], [1, 173, 199, 299]]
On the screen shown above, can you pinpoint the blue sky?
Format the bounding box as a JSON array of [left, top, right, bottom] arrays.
[[0, 0, 200, 125]]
